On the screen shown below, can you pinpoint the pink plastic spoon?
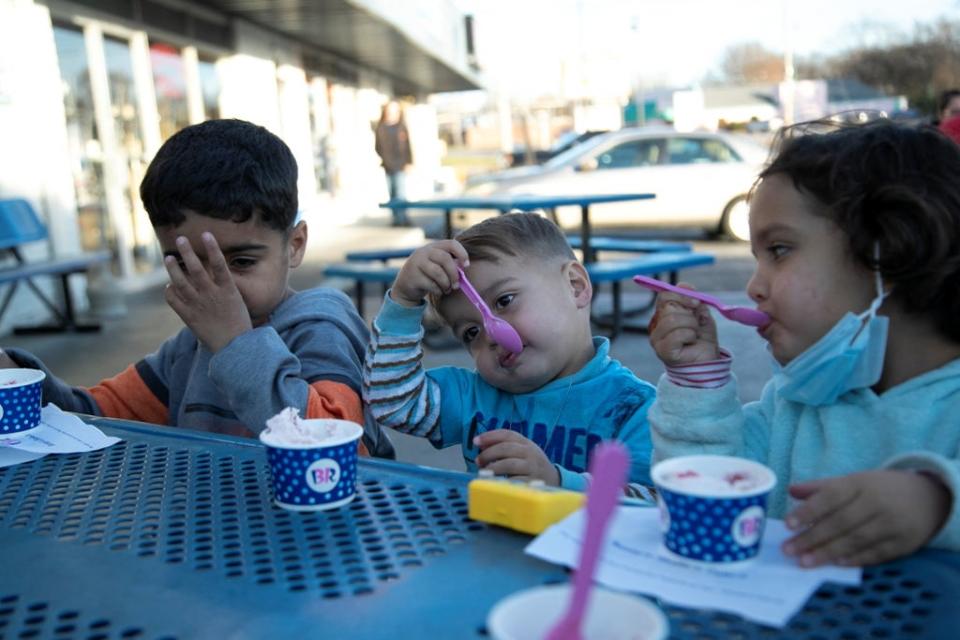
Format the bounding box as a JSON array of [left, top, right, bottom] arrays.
[[633, 275, 771, 328], [545, 442, 629, 640], [456, 267, 523, 354]]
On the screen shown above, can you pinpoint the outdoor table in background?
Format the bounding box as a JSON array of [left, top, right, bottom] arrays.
[[382, 192, 655, 263], [1, 416, 957, 638]]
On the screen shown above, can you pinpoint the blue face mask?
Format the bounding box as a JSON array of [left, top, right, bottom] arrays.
[[770, 267, 889, 406]]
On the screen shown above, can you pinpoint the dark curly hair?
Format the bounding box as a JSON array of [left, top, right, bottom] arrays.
[[140, 119, 298, 231], [759, 120, 960, 342]]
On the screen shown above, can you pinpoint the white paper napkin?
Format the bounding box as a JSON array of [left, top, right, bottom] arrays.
[[525, 506, 861, 628], [0, 404, 121, 467]]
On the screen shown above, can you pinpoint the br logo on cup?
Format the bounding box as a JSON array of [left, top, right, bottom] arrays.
[[652, 455, 776, 564], [732, 505, 765, 547], [306, 458, 341, 493], [259, 414, 363, 512], [0, 368, 46, 435]]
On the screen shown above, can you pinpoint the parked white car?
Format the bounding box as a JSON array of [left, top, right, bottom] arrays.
[[464, 127, 768, 241]]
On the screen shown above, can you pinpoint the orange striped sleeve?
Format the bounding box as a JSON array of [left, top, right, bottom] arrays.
[[306, 380, 369, 457], [86, 365, 169, 425]]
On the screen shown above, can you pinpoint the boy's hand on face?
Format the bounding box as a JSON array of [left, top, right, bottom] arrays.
[[164, 233, 252, 353], [474, 430, 561, 486], [391, 240, 469, 308], [648, 284, 720, 367], [782, 470, 951, 567]]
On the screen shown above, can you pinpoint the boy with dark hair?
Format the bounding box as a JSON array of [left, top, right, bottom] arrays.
[[363, 213, 656, 491], [1, 119, 391, 457]]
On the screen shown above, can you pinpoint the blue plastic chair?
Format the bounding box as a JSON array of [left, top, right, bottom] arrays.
[[0, 198, 48, 251]]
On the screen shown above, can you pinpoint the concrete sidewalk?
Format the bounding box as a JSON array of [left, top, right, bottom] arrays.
[[2, 219, 770, 472]]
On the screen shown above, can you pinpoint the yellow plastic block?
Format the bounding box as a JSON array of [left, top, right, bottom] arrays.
[[468, 478, 585, 535]]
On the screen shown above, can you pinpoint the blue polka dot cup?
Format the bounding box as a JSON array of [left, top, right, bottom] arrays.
[[260, 419, 363, 511], [652, 455, 776, 564], [0, 368, 45, 435]]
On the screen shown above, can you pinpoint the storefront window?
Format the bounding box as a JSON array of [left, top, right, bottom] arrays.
[[52, 23, 112, 258], [150, 42, 190, 139]]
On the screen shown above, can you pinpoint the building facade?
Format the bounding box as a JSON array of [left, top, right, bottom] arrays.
[[0, 0, 480, 332]]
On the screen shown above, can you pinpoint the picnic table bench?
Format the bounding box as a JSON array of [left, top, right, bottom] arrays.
[[0, 198, 111, 333], [325, 249, 714, 339], [565, 236, 693, 254], [586, 252, 715, 338], [323, 262, 401, 318], [383, 192, 656, 264], [343, 237, 693, 264]]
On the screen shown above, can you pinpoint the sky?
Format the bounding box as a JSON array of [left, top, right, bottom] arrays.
[[457, 0, 960, 98]]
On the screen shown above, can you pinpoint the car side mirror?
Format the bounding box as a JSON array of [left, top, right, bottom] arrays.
[[575, 157, 598, 172]]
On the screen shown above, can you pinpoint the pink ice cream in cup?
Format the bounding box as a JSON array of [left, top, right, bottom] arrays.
[[652, 455, 777, 564]]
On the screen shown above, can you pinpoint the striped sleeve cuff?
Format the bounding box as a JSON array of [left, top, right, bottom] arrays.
[[665, 349, 733, 389], [375, 290, 427, 336], [624, 483, 658, 504]]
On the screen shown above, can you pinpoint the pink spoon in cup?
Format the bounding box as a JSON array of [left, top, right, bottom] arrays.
[[633, 275, 771, 328], [545, 442, 630, 640], [456, 267, 523, 354]]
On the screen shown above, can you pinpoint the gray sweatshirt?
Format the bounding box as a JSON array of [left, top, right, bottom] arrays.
[[9, 287, 393, 457]]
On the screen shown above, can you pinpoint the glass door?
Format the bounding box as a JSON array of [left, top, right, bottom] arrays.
[[102, 34, 157, 273], [309, 76, 334, 193], [196, 54, 221, 121], [52, 23, 114, 264]]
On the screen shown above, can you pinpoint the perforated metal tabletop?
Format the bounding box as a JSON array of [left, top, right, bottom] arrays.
[[1, 417, 957, 639]]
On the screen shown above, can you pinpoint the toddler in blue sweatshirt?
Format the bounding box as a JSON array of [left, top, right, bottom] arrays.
[[649, 121, 960, 566], [363, 213, 656, 492]]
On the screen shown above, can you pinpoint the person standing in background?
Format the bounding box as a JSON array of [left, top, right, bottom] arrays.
[[375, 100, 413, 227]]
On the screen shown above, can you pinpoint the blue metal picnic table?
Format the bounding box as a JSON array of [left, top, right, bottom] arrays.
[[1, 415, 957, 638], [383, 192, 656, 263]]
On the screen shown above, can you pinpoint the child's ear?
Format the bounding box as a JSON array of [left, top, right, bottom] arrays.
[[287, 221, 308, 268], [565, 260, 592, 309]]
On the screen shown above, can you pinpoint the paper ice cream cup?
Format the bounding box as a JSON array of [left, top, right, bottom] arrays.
[[0, 368, 45, 435], [260, 418, 363, 511], [487, 584, 668, 640], [652, 454, 776, 564]]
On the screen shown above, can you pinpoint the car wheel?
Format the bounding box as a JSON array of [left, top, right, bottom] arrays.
[[721, 196, 750, 242]]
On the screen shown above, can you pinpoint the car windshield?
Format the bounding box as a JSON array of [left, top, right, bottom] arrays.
[[543, 134, 610, 169], [549, 130, 581, 152]]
